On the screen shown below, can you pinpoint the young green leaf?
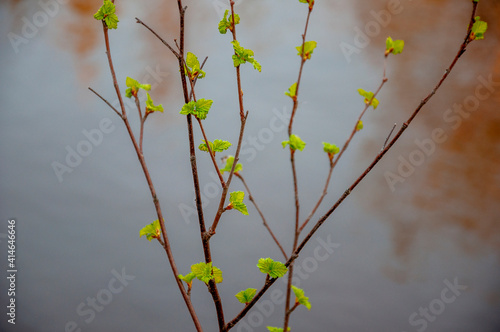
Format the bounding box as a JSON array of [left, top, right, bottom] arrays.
[[179, 99, 214, 120], [282, 134, 306, 151], [228, 191, 249, 215], [218, 9, 240, 34], [471, 16, 487, 40], [356, 120, 364, 131], [145, 93, 164, 113], [385, 36, 404, 55], [291, 285, 311, 310], [125, 77, 151, 98], [93, 0, 119, 29], [322, 142, 340, 161], [190, 262, 223, 284], [178, 273, 196, 286], [357, 88, 379, 109], [257, 258, 288, 279], [296, 41, 317, 60], [184, 52, 206, 80], [267, 327, 290, 332], [220, 155, 243, 174], [139, 219, 161, 241], [298, 0, 314, 8], [231, 40, 262, 72], [285, 82, 297, 100], [199, 140, 232, 154], [235, 288, 257, 304]]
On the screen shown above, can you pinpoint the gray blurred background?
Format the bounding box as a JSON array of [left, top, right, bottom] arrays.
[[0, 0, 499, 331]]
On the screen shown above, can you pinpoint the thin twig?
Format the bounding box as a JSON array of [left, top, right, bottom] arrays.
[[96, 19, 203, 332], [235, 173, 288, 259], [88, 87, 122, 118], [382, 123, 397, 150]]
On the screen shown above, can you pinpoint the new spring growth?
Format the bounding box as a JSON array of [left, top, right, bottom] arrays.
[[285, 82, 298, 101], [220, 156, 242, 174], [199, 140, 232, 156], [323, 142, 340, 162], [219, 9, 240, 34], [357, 89, 379, 109], [235, 288, 257, 305], [139, 219, 161, 241], [282, 134, 306, 151], [93, 0, 119, 29], [226, 191, 249, 215], [470, 16, 487, 41], [125, 77, 151, 98], [296, 41, 317, 61], [184, 52, 206, 81], [385, 36, 404, 56], [298, 0, 315, 10], [257, 258, 288, 279], [291, 285, 312, 310]]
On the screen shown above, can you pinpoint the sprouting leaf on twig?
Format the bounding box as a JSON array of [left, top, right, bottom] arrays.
[[185, 52, 206, 80], [257, 258, 288, 279], [231, 41, 262, 72], [139, 219, 161, 241], [296, 41, 317, 60], [357, 89, 379, 109], [282, 134, 306, 151], [219, 9, 240, 34], [180, 99, 213, 120], [471, 16, 487, 40], [385, 36, 404, 55], [93, 0, 119, 29], [145, 93, 164, 114], [235, 288, 257, 304], [220, 156, 243, 174], [125, 77, 151, 98], [291, 285, 311, 310], [228, 191, 249, 215], [199, 140, 232, 155]]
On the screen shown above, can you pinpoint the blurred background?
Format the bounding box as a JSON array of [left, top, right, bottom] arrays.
[[0, 0, 499, 331]]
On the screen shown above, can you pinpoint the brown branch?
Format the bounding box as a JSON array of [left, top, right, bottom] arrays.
[[226, 2, 479, 330], [96, 20, 204, 332], [235, 173, 288, 259]]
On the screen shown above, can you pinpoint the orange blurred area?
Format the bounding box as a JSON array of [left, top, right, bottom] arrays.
[[351, 0, 500, 279]]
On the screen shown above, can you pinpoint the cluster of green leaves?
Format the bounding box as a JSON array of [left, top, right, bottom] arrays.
[[296, 41, 317, 60], [291, 285, 311, 310], [471, 16, 488, 40], [285, 82, 298, 100], [282, 134, 306, 151], [231, 40, 262, 72], [220, 156, 243, 174], [218, 9, 240, 34], [199, 140, 232, 155], [235, 288, 257, 305], [257, 258, 288, 279], [184, 52, 206, 81], [180, 99, 213, 120], [179, 262, 223, 286], [322, 142, 340, 160], [228, 191, 248, 215], [357, 89, 379, 109], [125, 77, 151, 98], [139, 219, 161, 241], [385, 36, 404, 55], [93, 0, 119, 29]]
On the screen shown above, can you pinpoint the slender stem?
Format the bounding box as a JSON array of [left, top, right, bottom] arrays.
[[98, 21, 203, 332], [299, 55, 389, 233], [226, 3, 479, 330], [88, 87, 122, 118], [235, 173, 288, 259], [283, 5, 313, 331]]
